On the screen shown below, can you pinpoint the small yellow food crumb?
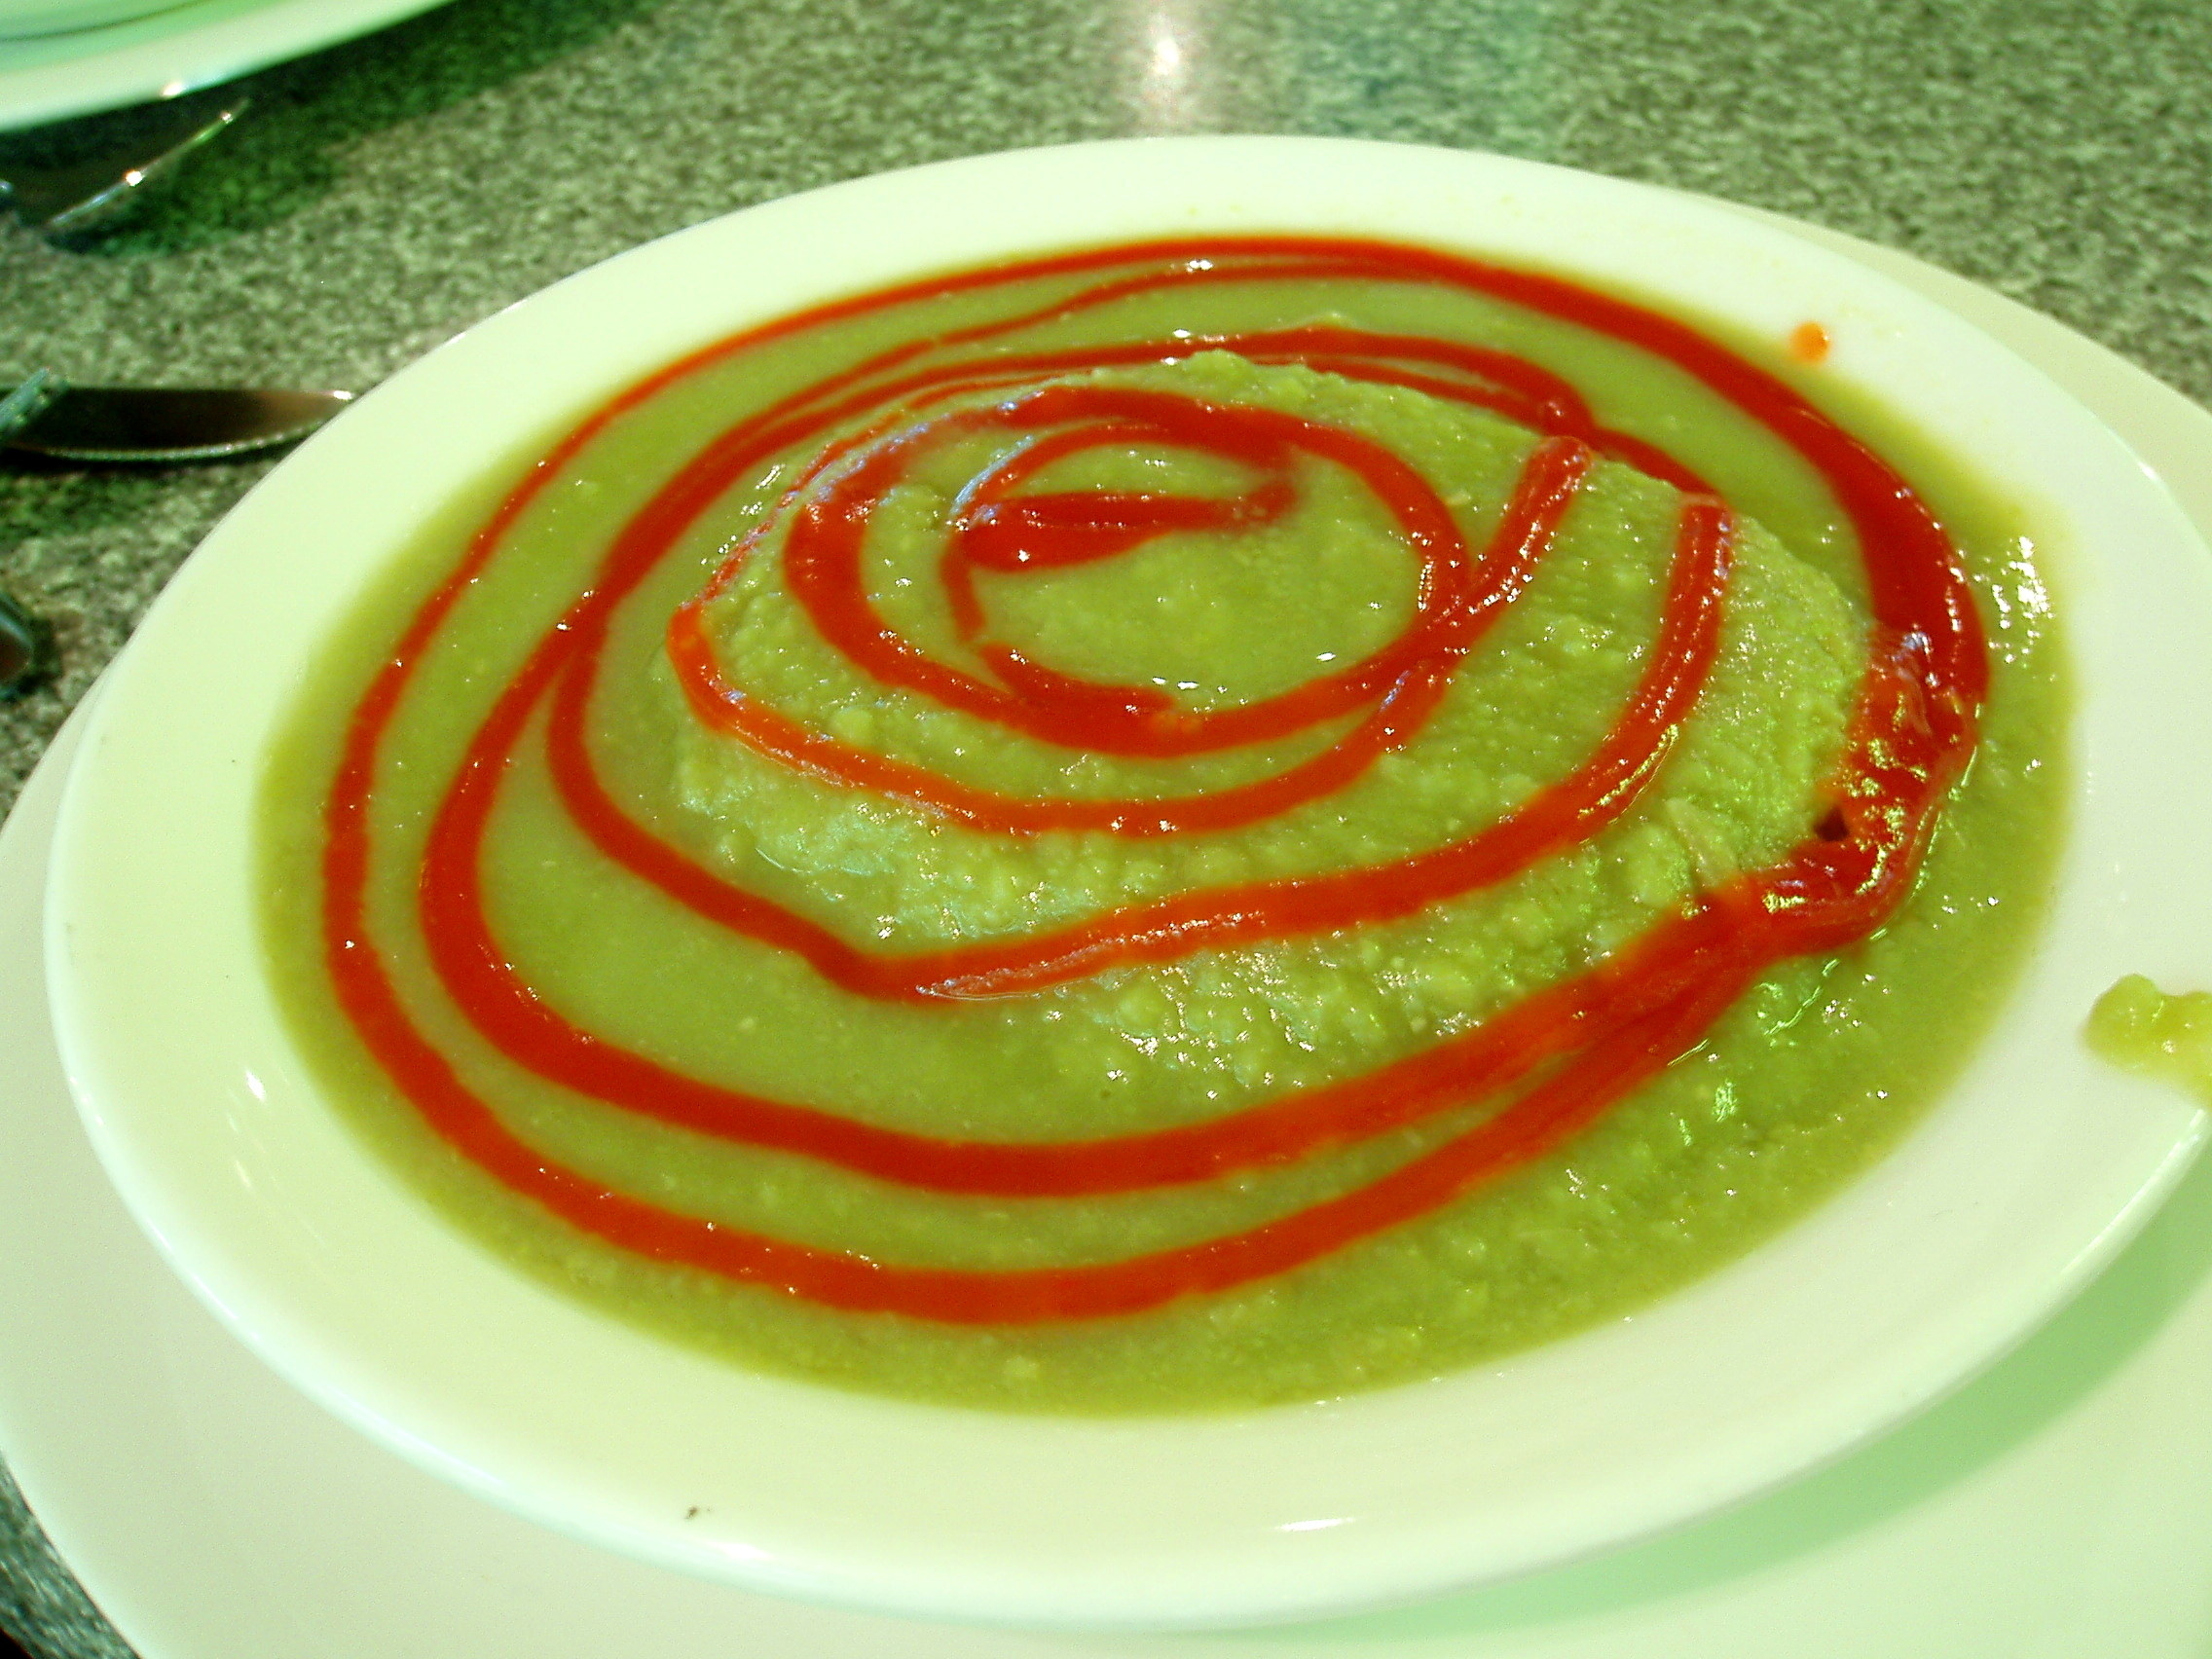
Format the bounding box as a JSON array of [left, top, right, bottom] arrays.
[[2085, 975, 2212, 1106]]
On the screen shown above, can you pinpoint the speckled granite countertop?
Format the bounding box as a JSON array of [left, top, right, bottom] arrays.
[[1, 2, 2209, 1654]]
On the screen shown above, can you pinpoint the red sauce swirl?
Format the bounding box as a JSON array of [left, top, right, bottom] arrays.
[[322, 238, 1984, 1325]]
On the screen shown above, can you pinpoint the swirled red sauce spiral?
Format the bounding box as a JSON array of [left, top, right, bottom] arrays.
[[322, 238, 1984, 1326]]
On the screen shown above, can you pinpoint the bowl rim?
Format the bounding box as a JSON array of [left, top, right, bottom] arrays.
[[42, 134, 2212, 1630]]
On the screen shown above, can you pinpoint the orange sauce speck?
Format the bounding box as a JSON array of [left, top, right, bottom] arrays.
[[1789, 320, 1831, 364]]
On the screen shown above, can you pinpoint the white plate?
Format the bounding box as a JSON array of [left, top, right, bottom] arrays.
[[0, 0, 450, 130], [37, 139, 2212, 1630], [9, 191, 2212, 1659]]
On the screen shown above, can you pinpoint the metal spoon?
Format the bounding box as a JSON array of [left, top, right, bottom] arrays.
[[0, 588, 55, 701], [0, 100, 243, 238]]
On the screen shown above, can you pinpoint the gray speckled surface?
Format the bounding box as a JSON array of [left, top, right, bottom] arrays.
[[1, 2, 2209, 1653]]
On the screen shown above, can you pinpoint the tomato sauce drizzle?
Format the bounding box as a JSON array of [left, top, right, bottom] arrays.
[[323, 237, 1985, 1324]]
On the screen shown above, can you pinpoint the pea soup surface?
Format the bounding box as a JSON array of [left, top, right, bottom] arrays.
[[261, 238, 2065, 1412]]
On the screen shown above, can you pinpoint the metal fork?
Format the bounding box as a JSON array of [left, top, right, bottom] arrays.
[[0, 100, 242, 238]]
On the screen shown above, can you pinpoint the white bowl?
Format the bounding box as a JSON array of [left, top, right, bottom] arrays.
[[43, 136, 2212, 1631], [0, 0, 190, 41]]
